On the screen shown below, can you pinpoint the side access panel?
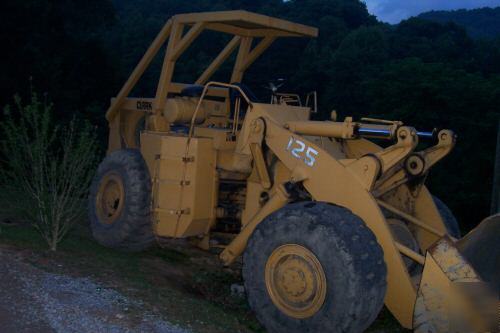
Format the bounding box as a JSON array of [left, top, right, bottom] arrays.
[[141, 132, 217, 238]]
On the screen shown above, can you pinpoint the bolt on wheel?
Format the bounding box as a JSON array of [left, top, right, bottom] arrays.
[[265, 244, 327, 319]]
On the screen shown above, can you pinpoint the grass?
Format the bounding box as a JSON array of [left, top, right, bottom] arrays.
[[0, 222, 408, 333]]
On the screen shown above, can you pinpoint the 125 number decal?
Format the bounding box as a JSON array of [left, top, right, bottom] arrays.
[[286, 137, 318, 167]]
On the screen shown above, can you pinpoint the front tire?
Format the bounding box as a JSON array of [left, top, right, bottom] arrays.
[[88, 149, 154, 252], [243, 202, 387, 333]]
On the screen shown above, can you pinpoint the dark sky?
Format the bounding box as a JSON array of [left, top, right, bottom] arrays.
[[363, 0, 500, 23]]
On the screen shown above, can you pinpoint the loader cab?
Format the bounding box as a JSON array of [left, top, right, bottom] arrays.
[[178, 82, 258, 125], [104, 10, 318, 153]]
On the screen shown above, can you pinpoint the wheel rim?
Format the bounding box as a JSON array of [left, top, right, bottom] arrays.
[[265, 244, 327, 319], [96, 172, 125, 224]]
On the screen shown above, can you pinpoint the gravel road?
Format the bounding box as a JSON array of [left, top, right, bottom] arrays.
[[0, 249, 190, 333]]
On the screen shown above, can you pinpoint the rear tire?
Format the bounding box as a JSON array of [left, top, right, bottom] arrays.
[[243, 202, 387, 333], [88, 149, 154, 252]]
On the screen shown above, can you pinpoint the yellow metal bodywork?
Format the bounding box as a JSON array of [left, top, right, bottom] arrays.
[[103, 10, 498, 332], [219, 103, 422, 327], [140, 132, 217, 237]]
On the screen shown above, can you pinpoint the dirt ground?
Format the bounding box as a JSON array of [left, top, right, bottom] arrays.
[[0, 223, 407, 333], [0, 247, 190, 333], [0, 224, 259, 333]]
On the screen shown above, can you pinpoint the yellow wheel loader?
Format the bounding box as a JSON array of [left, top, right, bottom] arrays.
[[89, 11, 499, 333]]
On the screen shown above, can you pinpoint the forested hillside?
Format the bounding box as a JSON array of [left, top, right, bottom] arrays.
[[1, 0, 499, 229], [419, 7, 500, 39]]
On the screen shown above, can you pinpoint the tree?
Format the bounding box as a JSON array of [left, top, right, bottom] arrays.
[[0, 0, 118, 125], [0, 94, 99, 250]]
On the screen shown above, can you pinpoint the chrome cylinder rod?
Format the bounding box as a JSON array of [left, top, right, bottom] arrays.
[[357, 126, 392, 139]]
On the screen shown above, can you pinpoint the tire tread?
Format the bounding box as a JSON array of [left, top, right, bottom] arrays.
[[88, 149, 154, 252]]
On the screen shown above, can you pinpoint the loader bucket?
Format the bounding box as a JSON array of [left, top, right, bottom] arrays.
[[414, 215, 499, 333], [457, 214, 500, 291]]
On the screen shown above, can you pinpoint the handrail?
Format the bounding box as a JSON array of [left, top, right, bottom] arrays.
[[187, 81, 253, 141]]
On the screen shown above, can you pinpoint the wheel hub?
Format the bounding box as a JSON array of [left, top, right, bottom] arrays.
[[265, 244, 327, 319], [96, 172, 125, 224]]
